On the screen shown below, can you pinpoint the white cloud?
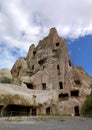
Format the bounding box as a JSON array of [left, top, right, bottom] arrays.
[[0, 0, 92, 69]]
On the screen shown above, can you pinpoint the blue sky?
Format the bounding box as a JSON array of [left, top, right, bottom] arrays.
[[67, 36, 92, 76], [0, 0, 92, 76]]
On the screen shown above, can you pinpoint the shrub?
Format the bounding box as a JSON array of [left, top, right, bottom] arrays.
[[81, 92, 92, 117], [0, 77, 13, 84]]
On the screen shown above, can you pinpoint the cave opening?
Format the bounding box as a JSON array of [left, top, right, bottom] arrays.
[[2, 105, 31, 117], [0, 105, 4, 116], [42, 83, 46, 90], [56, 42, 60, 46], [59, 93, 68, 98], [31, 108, 37, 116], [71, 90, 79, 97], [46, 107, 51, 115], [33, 50, 36, 56], [25, 83, 33, 89], [74, 106, 80, 116], [59, 82, 63, 89]]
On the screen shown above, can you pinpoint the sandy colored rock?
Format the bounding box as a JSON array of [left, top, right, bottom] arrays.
[[0, 28, 92, 116], [0, 68, 12, 79]]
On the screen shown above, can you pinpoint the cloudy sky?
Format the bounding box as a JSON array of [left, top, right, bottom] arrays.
[[0, 0, 92, 75]]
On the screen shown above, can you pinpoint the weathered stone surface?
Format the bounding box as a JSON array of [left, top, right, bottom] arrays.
[[0, 68, 12, 79], [0, 28, 92, 116]]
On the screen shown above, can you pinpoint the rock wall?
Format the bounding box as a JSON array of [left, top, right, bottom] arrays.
[[2, 27, 92, 116]]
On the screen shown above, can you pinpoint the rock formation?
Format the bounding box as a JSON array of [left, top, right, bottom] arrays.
[[0, 28, 92, 116], [0, 68, 12, 79]]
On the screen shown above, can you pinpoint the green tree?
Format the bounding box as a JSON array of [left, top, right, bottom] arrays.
[[82, 92, 92, 116]]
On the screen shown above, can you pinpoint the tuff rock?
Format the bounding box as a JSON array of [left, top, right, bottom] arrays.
[[0, 28, 92, 116]]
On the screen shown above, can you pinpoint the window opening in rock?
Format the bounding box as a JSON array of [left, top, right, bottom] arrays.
[[57, 65, 60, 75], [71, 90, 79, 97], [74, 80, 81, 85], [56, 42, 60, 46], [0, 105, 3, 116], [33, 50, 36, 56], [38, 59, 46, 66], [25, 83, 33, 89], [59, 93, 68, 99], [69, 60, 72, 66], [2, 105, 31, 116], [58, 93, 68, 101], [42, 83, 46, 90], [59, 82, 63, 89], [74, 106, 80, 116], [46, 107, 51, 115], [32, 65, 34, 70], [31, 108, 37, 116]]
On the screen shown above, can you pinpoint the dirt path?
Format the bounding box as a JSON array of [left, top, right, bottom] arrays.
[[0, 116, 92, 130]]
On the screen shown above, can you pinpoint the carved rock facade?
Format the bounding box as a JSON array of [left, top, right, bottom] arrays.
[[0, 28, 92, 116]]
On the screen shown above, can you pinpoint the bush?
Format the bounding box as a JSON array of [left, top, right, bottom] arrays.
[[0, 77, 13, 84], [81, 92, 92, 117]]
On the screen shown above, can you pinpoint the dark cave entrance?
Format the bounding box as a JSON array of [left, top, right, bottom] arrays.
[[0, 105, 4, 116], [59, 82, 63, 89], [33, 50, 36, 56], [42, 83, 46, 90], [31, 108, 37, 116], [71, 90, 79, 97], [46, 107, 51, 115], [2, 105, 31, 117], [74, 106, 80, 116], [56, 42, 60, 46], [58, 93, 69, 100], [38, 59, 46, 66], [25, 83, 33, 89]]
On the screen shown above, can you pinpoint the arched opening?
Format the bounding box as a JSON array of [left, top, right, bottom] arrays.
[[74, 106, 80, 116], [2, 105, 31, 117], [71, 90, 79, 97], [46, 107, 51, 115], [24, 83, 33, 89]]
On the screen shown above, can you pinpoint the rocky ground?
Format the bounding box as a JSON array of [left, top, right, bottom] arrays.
[[0, 116, 92, 130]]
